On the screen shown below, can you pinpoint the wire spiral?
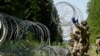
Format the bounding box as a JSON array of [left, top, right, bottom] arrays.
[[51, 2, 83, 38], [0, 13, 50, 45]]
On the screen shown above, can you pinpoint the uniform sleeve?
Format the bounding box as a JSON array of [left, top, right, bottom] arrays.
[[75, 24, 82, 30]]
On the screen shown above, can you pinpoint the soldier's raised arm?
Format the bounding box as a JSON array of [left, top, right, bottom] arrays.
[[71, 17, 83, 30]]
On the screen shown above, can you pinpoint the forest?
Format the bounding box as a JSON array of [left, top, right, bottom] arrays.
[[0, 0, 100, 56]]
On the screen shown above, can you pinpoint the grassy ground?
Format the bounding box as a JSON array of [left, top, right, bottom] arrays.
[[0, 41, 100, 56]]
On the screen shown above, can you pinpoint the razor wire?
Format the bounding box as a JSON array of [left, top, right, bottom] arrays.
[[52, 2, 83, 26], [0, 13, 50, 46], [0, 46, 71, 56], [0, 12, 72, 56], [51, 2, 83, 39], [38, 46, 71, 56], [0, 2, 84, 56]]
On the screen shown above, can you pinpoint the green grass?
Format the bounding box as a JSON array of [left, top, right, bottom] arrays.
[[0, 40, 41, 56], [0, 40, 100, 56]]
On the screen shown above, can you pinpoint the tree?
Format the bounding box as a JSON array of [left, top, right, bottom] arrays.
[[87, 0, 100, 43], [0, 0, 63, 43]]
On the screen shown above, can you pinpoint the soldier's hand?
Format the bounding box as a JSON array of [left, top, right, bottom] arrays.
[[72, 17, 76, 24]]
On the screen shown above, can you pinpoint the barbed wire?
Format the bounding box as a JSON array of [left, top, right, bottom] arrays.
[[52, 2, 83, 26], [51, 2, 83, 39], [0, 12, 52, 56], [0, 13, 50, 46], [0, 2, 84, 56]]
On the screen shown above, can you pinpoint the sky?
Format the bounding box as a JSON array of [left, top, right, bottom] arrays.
[[53, 0, 90, 20], [53, 0, 90, 40]]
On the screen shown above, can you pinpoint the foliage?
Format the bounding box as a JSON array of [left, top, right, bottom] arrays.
[[0, 39, 41, 56], [0, 0, 63, 42], [87, 0, 100, 43], [0, 0, 38, 20]]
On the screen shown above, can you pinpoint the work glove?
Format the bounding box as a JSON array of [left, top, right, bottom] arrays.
[[72, 17, 79, 24]]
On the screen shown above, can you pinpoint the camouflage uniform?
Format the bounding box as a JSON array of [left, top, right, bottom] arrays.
[[74, 20, 90, 56], [70, 29, 81, 56], [96, 36, 100, 54]]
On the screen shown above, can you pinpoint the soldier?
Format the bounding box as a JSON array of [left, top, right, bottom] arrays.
[[95, 35, 100, 54], [72, 18, 90, 56], [77, 21, 90, 56], [79, 21, 90, 56], [72, 18, 90, 42], [70, 27, 81, 56]]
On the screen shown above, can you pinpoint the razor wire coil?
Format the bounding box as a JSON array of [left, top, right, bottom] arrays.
[[0, 13, 50, 46], [51, 2, 83, 39]]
